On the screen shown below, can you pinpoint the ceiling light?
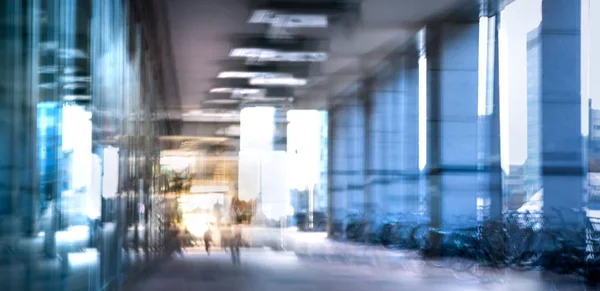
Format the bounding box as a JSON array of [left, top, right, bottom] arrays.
[[218, 72, 259, 79], [218, 71, 293, 79], [63, 95, 91, 101], [39, 83, 57, 89], [230, 48, 327, 62], [64, 66, 82, 74], [57, 48, 88, 59], [242, 97, 293, 102], [39, 65, 59, 74], [63, 83, 87, 90], [249, 77, 307, 86], [60, 76, 91, 83], [277, 15, 328, 28], [181, 109, 240, 122], [202, 99, 240, 105], [230, 48, 274, 58], [209, 88, 232, 94], [209, 88, 266, 96], [248, 10, 328, 28]]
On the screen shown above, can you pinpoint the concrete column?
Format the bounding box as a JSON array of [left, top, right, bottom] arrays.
[[367, 71, 392, 215], [384, 65, 402, 214], [397, 54, 422, 214], [328, 91, 365, 235], [327, 108, 340, 236], [329, 105, 348, 232], [539, 0, 584, 223], [425, 23, 480, 229], [346, 96, 366, 214], [363, 53, 422, 217]]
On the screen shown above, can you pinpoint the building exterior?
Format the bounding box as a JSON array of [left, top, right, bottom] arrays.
[[503, 165, 527, 210], [524, 27, 542, 201], [588, 103, 600, 207]]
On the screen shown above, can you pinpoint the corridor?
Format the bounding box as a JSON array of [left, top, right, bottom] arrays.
[[2, 0, 600, 290]]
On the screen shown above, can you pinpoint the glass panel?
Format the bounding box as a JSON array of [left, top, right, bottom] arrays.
[[498, 0, 543, 211], [584, 0, 600, 213], [0, 0, 169, 289]]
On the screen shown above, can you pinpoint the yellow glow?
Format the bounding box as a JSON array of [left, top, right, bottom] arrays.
[[182, 213, 214, 237]]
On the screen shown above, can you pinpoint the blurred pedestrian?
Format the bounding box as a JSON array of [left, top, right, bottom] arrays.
[[221, 224, 232, 253], [203, 228, 213, 255], [230, 225, 242, 265]]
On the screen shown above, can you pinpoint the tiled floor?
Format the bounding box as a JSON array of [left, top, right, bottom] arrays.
[[130, 248, 598, 291]]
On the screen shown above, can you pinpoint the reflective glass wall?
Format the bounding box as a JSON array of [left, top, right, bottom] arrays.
[[0, 0, 170, 290]]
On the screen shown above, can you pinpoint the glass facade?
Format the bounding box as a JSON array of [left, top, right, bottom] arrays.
[[0, 0, 175, 289]]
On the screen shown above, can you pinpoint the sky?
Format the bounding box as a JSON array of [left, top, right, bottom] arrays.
[[499, 0, 542, 168]]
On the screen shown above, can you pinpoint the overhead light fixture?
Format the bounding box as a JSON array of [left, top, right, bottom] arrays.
[[249, 77, 307, 86], [209, 88, 266, 95], [218, 71, 293, 79], [39, 65, 59, 74], [60, 76, 91, 83], [230, 48, 276, 58], [230, 48, 327, 62], [63, 83, 87, 90], [202, 99, 240, 105], [248, 10, 328, 28], [242, 96, 293, 102], [182, 109, 240, 122], [39, 83, 57, 89], [218, 71, 260, 79], [57, 48, 88, 59], [64, 66, 82, 75], [63, 95, 91, 101]]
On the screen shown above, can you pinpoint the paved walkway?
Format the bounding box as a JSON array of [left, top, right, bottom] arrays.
[[129, 247, 597, 291]]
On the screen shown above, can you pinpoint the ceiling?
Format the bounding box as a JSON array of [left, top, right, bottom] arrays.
[[164, 0, 474, 116]]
